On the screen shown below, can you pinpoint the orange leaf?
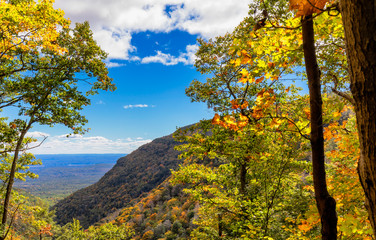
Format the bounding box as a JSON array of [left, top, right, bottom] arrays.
[[289, 0, 328, 17], [298, 220, 313, 232], [303, 107, 310, 119], [212, 114, 221, 125], [240, 101, 249, 109], [267, 62, 275, 68], [333, 111, 341, 118], [241, 53, 252, 64], [231, 99, 240, 109], [255, 76, 264, 84]]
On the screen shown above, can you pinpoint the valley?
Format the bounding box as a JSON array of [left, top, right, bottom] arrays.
[[14, 154, 124, 203]]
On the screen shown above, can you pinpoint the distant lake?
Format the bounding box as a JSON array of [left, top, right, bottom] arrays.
[[15, 153, 126, 202]]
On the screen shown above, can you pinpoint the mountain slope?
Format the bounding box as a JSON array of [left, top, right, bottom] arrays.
[[53, 131, 183, 228], [114, 178, 198, 240]]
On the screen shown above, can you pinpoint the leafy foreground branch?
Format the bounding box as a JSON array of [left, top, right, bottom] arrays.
[[0, 0, 114, 239]]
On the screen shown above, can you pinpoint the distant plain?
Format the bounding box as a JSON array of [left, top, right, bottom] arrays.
[[15, 154, 125, 203]]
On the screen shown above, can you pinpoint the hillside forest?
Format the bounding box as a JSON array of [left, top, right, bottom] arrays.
[[0, 0, 376, 239]]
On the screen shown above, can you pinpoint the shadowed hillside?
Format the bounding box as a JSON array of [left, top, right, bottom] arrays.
[[53, 131, 183, 228]]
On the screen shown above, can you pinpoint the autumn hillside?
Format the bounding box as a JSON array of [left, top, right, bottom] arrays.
[[53, 128, 185, 228], [114, 178, 197, 240]]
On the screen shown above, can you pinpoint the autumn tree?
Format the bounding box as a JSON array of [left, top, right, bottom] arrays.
[[50, 219, 134, 240], [172, 121, 311, 239], [0, 0, 70, 95], [339, 0, 376, 235], [175, 17, 322, 238], [0, 2, 114, 237], [236, 1, 352, 237], [183, 0, 356, 238]]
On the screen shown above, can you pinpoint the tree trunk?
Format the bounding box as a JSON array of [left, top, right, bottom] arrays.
[[218, 213, 223, 237], [302, 15, 337, 239], [1, 123, 32, 240], [339, 0, 376, 235]]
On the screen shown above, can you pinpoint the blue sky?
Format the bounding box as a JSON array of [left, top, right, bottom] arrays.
[[24, 0, 251, 154]]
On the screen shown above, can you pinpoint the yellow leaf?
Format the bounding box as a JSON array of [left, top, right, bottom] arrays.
[[239, 78, 248, 84], [240, 68, 249, 77], [270, 118, 282, 128], [258, 60, 267, 68]]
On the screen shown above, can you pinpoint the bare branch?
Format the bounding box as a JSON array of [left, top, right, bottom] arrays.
[[331, 88, 355, 106], [330, 74, 355, 105]]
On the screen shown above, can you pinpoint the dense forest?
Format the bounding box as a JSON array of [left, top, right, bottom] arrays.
[[1, 0, 376, 239]]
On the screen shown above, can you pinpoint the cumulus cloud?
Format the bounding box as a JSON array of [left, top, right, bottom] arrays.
[[142, 51, 180, 65], [28, 134, 152, 154], [141, 44, 198, 65], [94, 28, 134, 60], [167, 1, 250, 37], [53, 0, 249, 61], [123, 104, 153, 109]]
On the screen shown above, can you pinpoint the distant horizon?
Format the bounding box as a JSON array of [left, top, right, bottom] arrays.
[[25, 153, 126, 168]]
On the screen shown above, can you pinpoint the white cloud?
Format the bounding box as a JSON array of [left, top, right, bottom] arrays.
[[141, 44, 198, 65], [170, 1, 250, 37], [123, 104, 153, 109], [94, 28, 134, 60], [105, 61, 126, 68], [53, 0, 250, 61], [141, 51, 179, 65], [25, 131, 50, 138], [28, 134, 152, 154]]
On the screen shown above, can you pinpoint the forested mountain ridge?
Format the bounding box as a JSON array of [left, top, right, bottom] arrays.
[[114, 178, 197, 240], [53, 130, 184, 228]]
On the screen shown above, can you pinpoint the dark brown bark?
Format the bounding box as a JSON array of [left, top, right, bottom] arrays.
[[218, 213, 223, 237], [339, 0, 376, 235], [302, 15, 337, 239]]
